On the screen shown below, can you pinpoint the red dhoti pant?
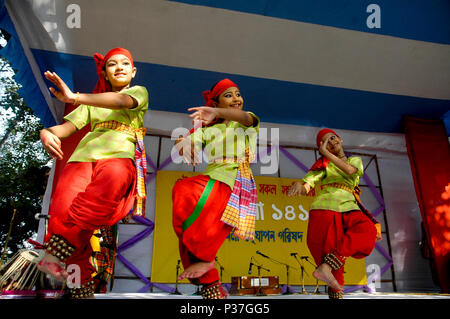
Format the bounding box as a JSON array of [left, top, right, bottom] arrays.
[[45, 158, 136, 285], [172, 175, 232, 285], [307, 209, 377, 292]]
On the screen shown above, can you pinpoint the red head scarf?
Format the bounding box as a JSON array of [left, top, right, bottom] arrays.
[[92, 47, 134, 93], [202, 78, 239, 107], [187, 79, 240, 135], [316, 128, 339, 148], [310, 128, 340, 171]]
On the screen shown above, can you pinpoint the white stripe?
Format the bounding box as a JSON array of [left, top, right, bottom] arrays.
[[5, 0, 61, 122], [9, 0, 450, 99]]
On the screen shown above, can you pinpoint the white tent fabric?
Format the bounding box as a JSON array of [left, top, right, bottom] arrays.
[[2, 0, 448, 294]]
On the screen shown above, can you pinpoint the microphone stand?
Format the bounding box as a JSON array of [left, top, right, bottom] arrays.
[[257, 251, 297, 295], [215, 257, 225, 282], [290, 253, 309, 294], [215, 257, 229, 293], [252, 258, 270, 296], [301, 255, 320, 294], [171, 260, 182, 295]]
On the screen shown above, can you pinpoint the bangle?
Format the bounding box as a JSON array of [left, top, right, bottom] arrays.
[[74, 92, 80, 105]]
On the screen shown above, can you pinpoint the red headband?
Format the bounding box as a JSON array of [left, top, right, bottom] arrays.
[[202, 78, 239, 107], [316, 128, 339, 148], [92, 47, 134, 93], [310, 128, 340, 171]]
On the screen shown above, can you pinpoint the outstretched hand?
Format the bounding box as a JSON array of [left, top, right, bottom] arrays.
[[40, 129, 63, 160], [188, 106, 218, 126], [44, 71, 76, 104], [175, 136, 201, 166], [288, 182, 305, 197], [319, 135, 331, 157]]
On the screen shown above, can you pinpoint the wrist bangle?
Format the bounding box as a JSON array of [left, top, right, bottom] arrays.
[[74, 92, 80, 105]]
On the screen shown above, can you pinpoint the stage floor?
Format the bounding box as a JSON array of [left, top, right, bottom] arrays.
[[94, 291, 450, 299]]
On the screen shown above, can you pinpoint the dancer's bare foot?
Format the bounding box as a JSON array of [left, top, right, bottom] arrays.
[[313, 263, 343, 291], [37, 253, 68, 282], [178, 261, 215, 281]]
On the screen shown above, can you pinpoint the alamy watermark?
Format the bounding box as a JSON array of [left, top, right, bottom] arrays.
[[170, 121, 280, 175], [66, 263, 81, 289], [64, 3, 380, 30], [366, 263, 382, 292]]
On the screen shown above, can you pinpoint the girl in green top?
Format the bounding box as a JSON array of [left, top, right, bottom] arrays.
[[172, 78, 259, 299], [289, 128, 381, 299], [37, 48, 148, 298]]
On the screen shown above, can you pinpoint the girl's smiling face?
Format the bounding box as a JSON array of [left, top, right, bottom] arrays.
[[103, 54, 136, 91], [322, 132, 343, 154], [215, 87, 244, 109]]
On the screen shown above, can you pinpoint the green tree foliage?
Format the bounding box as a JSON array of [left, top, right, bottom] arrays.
[[0, 43, 51, 260]]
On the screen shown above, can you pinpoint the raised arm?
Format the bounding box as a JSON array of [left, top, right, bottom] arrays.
[[188, 106, 255, 127], [319, 136, 357, 175], [45, 71, 137, 109]]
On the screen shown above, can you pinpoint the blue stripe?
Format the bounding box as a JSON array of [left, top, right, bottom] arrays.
[[31, 49, 449, 134], [443, 111, 450, 136], [170, 0, 450, 45], [0, 1, 56, 127]]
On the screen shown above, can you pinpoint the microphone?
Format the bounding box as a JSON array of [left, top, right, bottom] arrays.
[[256, 251, 269, 259], [290, 252, 298, 256], [35, 213, 49, 220], [248, 257, 253, 275]]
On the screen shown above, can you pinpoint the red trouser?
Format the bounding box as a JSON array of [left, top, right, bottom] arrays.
[[172, 175, 232, 285], [46, 158, 136, 284], [307, 209, 377, 291]]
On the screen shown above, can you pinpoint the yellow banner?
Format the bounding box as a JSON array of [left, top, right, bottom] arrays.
[[151, 170, 367, 285]]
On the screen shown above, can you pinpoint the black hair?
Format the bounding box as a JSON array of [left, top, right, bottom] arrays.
[[209, 81, 220, 102]]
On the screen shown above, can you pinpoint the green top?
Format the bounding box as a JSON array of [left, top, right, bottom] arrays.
[[301, 156, 363, 212], [64, 85, 148, 163], [192, 112, 260, 189]]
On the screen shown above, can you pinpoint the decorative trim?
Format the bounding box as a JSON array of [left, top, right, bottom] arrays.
[[69, 280, 95, 299], [323, 253, 345, 271], [200, 282, 227, 299], [44, 235, 75, 262], [328, 287, 344, 299]]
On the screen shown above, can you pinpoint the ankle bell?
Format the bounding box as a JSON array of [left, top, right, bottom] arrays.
[[200, 282, 228, 299], [323, 253, 345, 271], [328, 287, 344, 299], [44, 234, 75, 262], [69, 280, 95, 299]]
